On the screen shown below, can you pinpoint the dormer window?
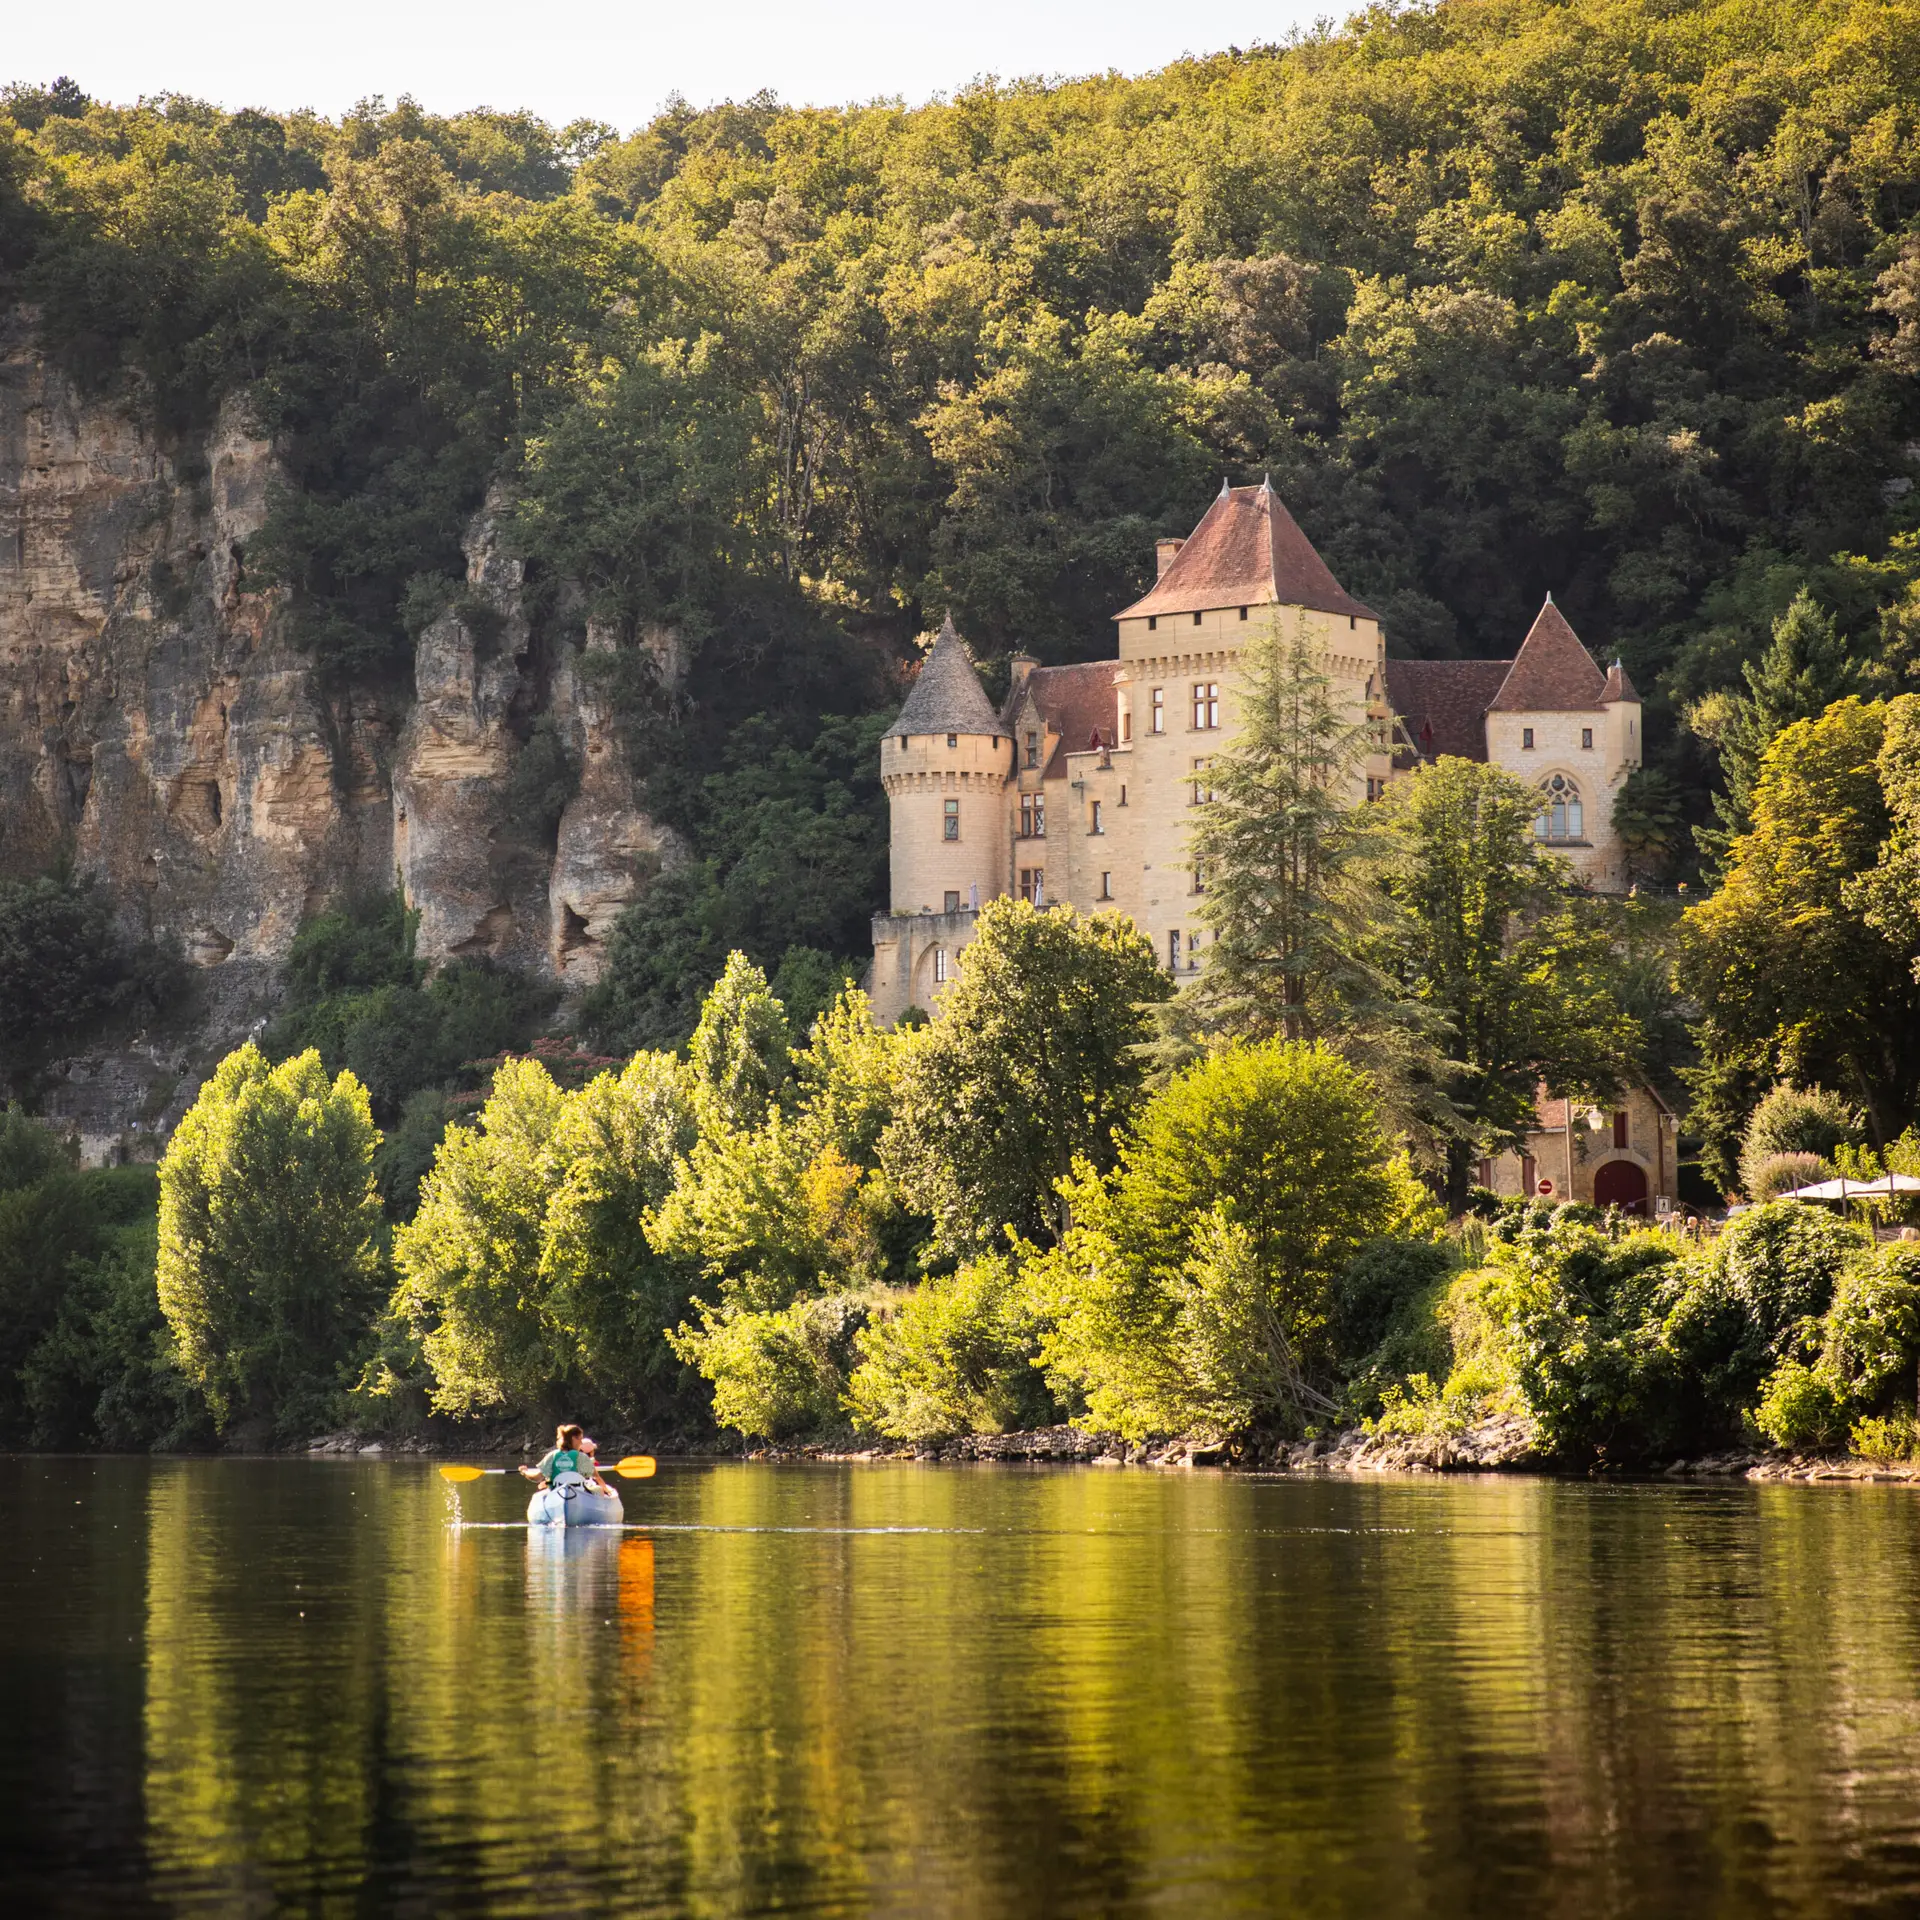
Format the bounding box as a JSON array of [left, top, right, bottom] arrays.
[[1025, 730, 1039, 768]]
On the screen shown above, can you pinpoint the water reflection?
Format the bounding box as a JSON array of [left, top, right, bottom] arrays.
[[2, 1460, 1919, 1914]]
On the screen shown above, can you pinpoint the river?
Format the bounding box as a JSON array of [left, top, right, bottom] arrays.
[[4, 1456, 1919, 1915]]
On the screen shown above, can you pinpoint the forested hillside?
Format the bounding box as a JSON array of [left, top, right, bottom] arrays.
[[4, 0, 1920, 1010]]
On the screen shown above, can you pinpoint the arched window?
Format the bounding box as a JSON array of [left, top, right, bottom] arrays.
[[1534, 773, 1583, 843]]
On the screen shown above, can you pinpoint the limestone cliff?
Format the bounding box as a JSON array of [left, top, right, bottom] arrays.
[[0, 319, 677, 1152]]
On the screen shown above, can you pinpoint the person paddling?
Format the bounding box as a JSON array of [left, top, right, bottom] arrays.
[[520, 1424, 609, 1495]]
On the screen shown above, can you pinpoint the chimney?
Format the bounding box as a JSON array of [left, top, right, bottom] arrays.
[[1009, 652, 1038, 695], [1155, 538, 1186, 579]]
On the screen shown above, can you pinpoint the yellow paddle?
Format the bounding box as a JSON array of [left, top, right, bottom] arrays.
[[438, 1456, 657, 1483]]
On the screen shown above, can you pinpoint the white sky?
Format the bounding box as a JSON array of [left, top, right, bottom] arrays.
[[8, 1, 1337, 129]]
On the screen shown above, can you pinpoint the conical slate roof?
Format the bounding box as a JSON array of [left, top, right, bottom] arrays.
[[1488, 598, 1608, 712], [1114, 479, 1376, 622], [884, 615, 1002, 739]]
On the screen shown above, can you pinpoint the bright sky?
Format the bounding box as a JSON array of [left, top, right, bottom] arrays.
[[7, 0, 1336, 129]]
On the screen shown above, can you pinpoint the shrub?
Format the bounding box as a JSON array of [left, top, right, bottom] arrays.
[[1748, 1151, 1833, 1202], [1753, 1358, 1849, 1451], [1463, 1186, 1502, 1220], [1851, 1410, 1920, 1461], [846, 1255, 1055, 1442], [1332, 1238, 1454, 1369], [669, 1296, 864, 1440], [1738, 1084, 1862, 1202]]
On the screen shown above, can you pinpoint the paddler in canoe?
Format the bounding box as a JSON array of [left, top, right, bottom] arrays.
[[521, 1423, 611, 1495]]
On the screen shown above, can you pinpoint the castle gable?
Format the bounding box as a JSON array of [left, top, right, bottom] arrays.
[[1113, 481, 1376, 622], [1022, 660, 1122, 772], [1488, 600, 1608, 713]]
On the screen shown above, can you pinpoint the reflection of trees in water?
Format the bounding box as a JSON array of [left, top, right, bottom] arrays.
[[126, 1463, 1920, 1914]]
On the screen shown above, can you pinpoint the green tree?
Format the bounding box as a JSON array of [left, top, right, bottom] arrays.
[[1682, 699, 1920, 1145], [880, 898, 1170, 1253], [1380, 756, 1639, 1209], [157, 1046, 384, 1434], [688, 951, 793, 1132], [1185, 621, 1404, 1047], [1691, 591, 1857, 871], [391, 1057, 569, 1415]]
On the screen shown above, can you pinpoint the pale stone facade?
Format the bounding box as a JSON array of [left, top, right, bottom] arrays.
[[869, 481, 1644, 1022]]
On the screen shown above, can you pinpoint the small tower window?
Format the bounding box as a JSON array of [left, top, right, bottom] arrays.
[[1522, 727, 1535, 750], [1151, 689, 1164, 734], [1148, 615, 1158, 631], [947, 732, 957, 749], [1193, 610, 1202, 626], [1238, 606, 1248, 621], [1090, 800, 1104, 834], [944, 890, 961, 913], [1581, 727, 1593, 749], [933, 947, 948, 984], [1168, 929, 1181, 970], [943, 798, 960, 841], [1120, 700, 1132, 743], [1099, 871, 1113, 900], [1025, 730, 1039, 768]]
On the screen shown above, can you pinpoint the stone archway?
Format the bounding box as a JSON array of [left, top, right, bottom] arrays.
[[1593, 1158, 1649, 1215]]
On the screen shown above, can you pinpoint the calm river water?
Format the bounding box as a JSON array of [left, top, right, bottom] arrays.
[[4, 1458, 1920, 1916]]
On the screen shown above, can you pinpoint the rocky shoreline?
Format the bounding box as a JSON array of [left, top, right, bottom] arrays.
[[303, 1421, 1920, 1485]]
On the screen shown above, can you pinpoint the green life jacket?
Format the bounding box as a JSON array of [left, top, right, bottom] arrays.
[[550, 1448, 587, 1481]]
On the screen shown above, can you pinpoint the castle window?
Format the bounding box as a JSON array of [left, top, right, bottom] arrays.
[[1150, 688, 1164, 734], [1613, 1110, 1629, 1149], [1020, 795, 1045, 838], [1192, 683, 1219, 730], [1366, 776, 1387, 801], [1099, 871, 1112, 900], [1020, 868, 1045, 905], [933, 947, 948, 984], [1025, 730, 1039, 768], [1522, 727, 1535, 749], [1581, 727, 1593, 750], [1168, 929, 1181, 970], [1120, 700, 1131, 743], [943, 798, 960, 841], [1190, 758, 1213, 806], [1534, 773, 1583, 843], [1119, 784, 1127, 806], [1239, 606, 1248, 621], [1090, 800, 1104, 834], [1349, 615, 1357, 629], [947, 732, 957, 748], [1193, 611, 1203, 626], [944, 890, 961, 913], [1191, 863, 1206, 894], [1188, 932, 1201, 970], [1148, 616, 1158, 631]]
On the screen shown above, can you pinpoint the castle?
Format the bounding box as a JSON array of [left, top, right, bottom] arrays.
[[869, 480, 1642, 1023]]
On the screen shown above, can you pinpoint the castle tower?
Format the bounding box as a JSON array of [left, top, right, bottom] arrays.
[[1482, 597, 1642, 889], [869, 617, 1010, 1017]]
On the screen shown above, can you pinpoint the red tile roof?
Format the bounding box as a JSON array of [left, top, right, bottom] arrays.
[[1601, 659, 1641, 704], [1383, 659, 1510, 764], [1488, 600, 1608, 713], [1016, 660, 1122, 774], [1114, 481, 1377, 622]]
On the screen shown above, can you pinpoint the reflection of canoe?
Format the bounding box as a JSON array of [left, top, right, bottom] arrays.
[[527, 1471, 624, 1528]]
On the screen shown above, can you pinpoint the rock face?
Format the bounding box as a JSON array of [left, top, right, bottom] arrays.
[[0, 321, 678, 1150]]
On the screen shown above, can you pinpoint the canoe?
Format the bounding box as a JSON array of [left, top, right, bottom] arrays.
[[527, 1471, 625, 1528]]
